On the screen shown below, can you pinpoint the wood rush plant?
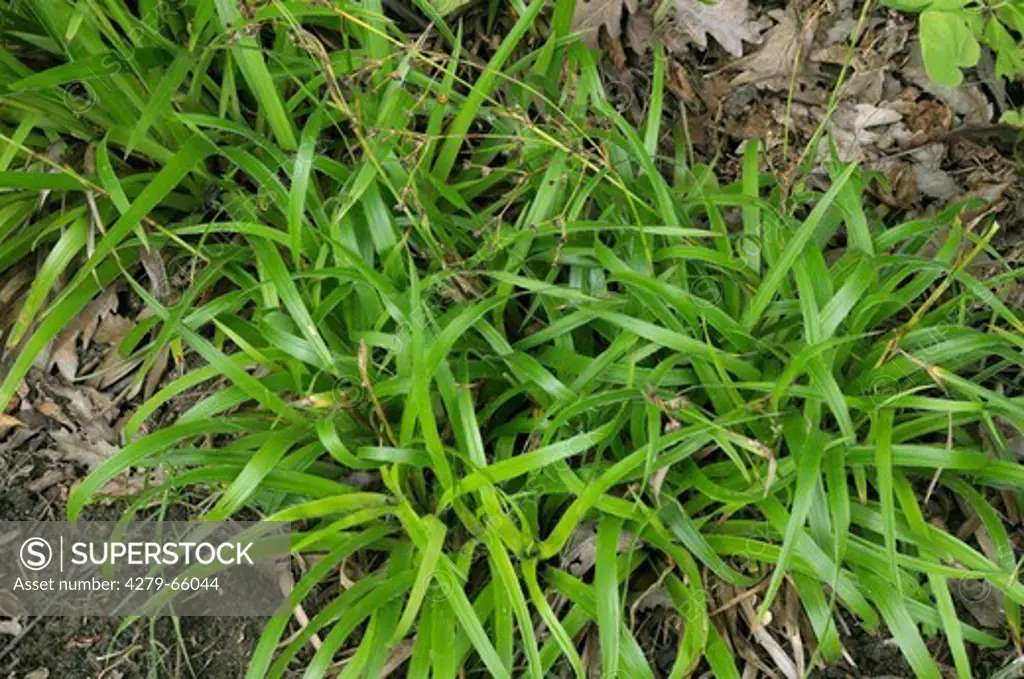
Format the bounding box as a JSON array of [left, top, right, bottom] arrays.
[[1, 1, 1023, 677]]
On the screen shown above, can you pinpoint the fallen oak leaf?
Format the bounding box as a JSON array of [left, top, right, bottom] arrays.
[[912, 148, 961, 200], [49, 428, 119, 470], [732, 9, 817, 88], [93, 313, 135, 346], [78, 286, 118, 351], [571, 0, 637, 47], [47, 333, 79, 383], [46, 286, 119, 381], [666, 0, 764, 57]]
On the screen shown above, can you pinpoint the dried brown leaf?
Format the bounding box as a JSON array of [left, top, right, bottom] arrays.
[[822, 103, 908, 163], [26, 469, 66, 493], [142, 344, 171, 401], [90, 349, 142, 390], [667, 0, 763, 57], [101, 468, 165, 497], [48, 334, 79, 382], [380, 640, 415, 678], [34, 398, 75, 431], [911, 143, 961, 201], [561, 522, 639, 576], [34, 377, 118, 442], [732, 10, 816, 88], [46, 287, 119, 380], [953, 578, 1004, 627], [739, 598, 799, 679], [571, 0, 637, 47], [650, 464, 671, 500], [63, 635, 101, 650], [626, 8, 654, 54], [0, 414, 23, 428], [140, 249, 168, 301], [93, 314, 135, 346], [79, 287, 118, 350], [50, 429, 118, 470]]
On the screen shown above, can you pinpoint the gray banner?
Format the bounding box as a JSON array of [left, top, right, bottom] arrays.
[[0, 521, 291, 616]]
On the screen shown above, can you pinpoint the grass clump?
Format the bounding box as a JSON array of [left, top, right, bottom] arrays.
[[1, 1, 1023, 677]]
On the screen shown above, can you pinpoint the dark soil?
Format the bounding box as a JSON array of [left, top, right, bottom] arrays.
[[1, 615, 263, 679], [0, 439, 263, 679], [810, 628, 914, 678], [808, 609, 1021, 679]]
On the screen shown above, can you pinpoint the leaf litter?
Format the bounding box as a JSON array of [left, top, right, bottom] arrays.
[[0, 256, 193, 521], [663, 0, 765, 57], [581, 0, 1020, 238]]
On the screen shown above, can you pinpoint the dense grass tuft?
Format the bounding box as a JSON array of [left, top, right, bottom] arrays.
[[1, 1, 1023, 677]]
